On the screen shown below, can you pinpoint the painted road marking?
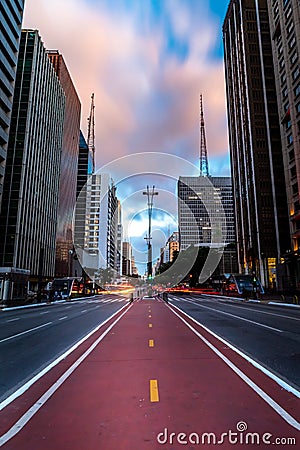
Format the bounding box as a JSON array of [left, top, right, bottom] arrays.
[[148, 314, 152, 318], [149, 339, 154, 347], [59, 316, 68, 321], [169, 304, 300, 431], [181, 298, 283, 333], [81, 309, 88, 313], [150, 379, 159, 402], [0, 305, 131, 446], [0, 322, 53, 344], [148, 323, 152, 328], [6, 318, 20, 322]]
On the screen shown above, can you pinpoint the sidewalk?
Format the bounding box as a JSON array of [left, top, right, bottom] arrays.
[[1, 299, 299, 449]]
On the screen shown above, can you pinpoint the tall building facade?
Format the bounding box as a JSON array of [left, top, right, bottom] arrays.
[[0, 0, 25, 213], [122, 241, 132, 276], [116, 200, 123, 277], [73, 131, 92, 277], [178, 176, 235, 248], [47, 51, 81, 277], [0, 30, 65, 280], [267, 0, 300, 288], [82, 173, 118, 273], [223, 0, 290, 288]]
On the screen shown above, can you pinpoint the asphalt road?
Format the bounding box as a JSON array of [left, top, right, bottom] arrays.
[[0, 295, 128, 403], [169, 294, 300, 390]]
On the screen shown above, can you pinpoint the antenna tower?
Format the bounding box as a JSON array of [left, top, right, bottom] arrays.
[[87, 93, 95, 173], [199, 94, 209, 176]]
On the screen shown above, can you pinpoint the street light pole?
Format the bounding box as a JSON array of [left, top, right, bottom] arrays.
[[143, 186, 158, 279]]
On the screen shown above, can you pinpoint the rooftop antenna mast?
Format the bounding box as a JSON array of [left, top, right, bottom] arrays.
[[200, 94, 209, 176], [87, 93, 95, 174]]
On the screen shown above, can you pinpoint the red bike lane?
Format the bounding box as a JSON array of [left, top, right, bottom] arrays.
[[0, 298, 299, 449]]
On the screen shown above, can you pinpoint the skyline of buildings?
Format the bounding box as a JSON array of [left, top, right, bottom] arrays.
[[1, 0, 300, 298]]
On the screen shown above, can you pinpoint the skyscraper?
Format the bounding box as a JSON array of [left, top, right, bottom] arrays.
[[178, 176, 235, 249], [0, 0, 25, 213], [81, 173, 118, 273], [223, 0, 290, 288], [47, 51, 81, 277], [178, 176, 236, 277], [267, 0, 300, 288], [0, 30, 65, 282]]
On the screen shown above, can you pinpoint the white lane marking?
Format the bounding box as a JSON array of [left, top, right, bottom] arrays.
[[169, 305, 300, 431], [188, 296, 300, 323], [81, 310, 87, 313], [6, 318, 20, 322], [179, 298, 283, 333], [0, 323, 52, 344], [169, 302, 300, 398], [0, 303, 129, 411], [40, 311, 49, 315], [220, 303, 300, 322], [58, 316, 68, 321], [0, 304, 132, 446]]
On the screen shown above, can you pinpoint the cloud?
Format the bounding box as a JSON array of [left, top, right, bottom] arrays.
[[23, 0, 229, 175]]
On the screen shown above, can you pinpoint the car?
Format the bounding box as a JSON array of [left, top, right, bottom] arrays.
[[142, 295, 155, 300]]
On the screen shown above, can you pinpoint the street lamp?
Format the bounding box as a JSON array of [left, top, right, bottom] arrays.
[[143, 185, 158, 279]]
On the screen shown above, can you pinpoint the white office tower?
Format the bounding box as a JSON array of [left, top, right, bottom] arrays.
[[82, 173, 117, 273]]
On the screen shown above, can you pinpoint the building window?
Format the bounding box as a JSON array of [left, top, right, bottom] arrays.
[[291, 52, 298, 66], [292, 67, 299, 81], [281, 72, 287, 84], [282, 87, 288, 98], [287, 133, 293, 145], [289, 36, 296, 51], [297, 102, 300, 114], [295, 84, 300, 97], [287, 20, 294, 35], [285, 6, 292, 20]]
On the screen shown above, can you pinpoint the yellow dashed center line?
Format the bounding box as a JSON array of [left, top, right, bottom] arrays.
[[148, 323, 152, 328], [148, 314, 152, 318], [149, 339, 154, 347], [150, 379, 159, 402]]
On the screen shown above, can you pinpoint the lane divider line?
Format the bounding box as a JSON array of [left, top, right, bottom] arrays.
[[150, 379, 159, 402], [168, 304, 300, 431], [0, 304, 132, 447], [169, 300, 300, 398], [0, 322, 53, 344], [149, 339, 154, 347], [148, 323, 152, 328], [178, 298, 283, 333], [0, 303, 130, 411]]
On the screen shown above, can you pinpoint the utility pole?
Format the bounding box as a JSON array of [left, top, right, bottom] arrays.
[[87, 93, 95, 174], [143, 186, 158, 279], [199, 94, 209, 176]]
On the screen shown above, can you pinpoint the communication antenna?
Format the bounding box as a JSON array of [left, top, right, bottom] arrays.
[[200, 94, 209, 176], [87, 93, 95, 173]]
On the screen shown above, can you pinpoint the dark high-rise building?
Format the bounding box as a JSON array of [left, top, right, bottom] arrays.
[[0, 0, 25, 213], [223, 0, 290, 289], [0, 30, 65, 282], [47, 51, 81, 278], [267, 0, 300, 288], [178, 176, 237, 276]]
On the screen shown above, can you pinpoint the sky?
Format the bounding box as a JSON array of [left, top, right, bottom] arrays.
[[23, 0, 231, 275]]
